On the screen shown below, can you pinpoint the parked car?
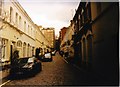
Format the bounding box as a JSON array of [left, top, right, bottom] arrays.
[[42, 52, 52, 62], [10, 57, 42, 77]]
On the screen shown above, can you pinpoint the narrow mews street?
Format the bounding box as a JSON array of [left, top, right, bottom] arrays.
[[4, 52, 95, 86]]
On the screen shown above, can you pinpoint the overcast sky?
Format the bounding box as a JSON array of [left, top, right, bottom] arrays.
[[17, 0, 80, 36]]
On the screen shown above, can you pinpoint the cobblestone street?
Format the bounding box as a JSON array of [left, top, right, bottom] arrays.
[[3, 52, 92, 86], [0, 1, 118, 86]]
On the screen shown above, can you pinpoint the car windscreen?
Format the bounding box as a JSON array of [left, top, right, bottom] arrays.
[[45, 53, 51, 58], [28, 57, 34, 63], [18, 58, 28, 64]]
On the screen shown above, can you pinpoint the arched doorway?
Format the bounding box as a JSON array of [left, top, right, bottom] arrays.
[[23, 42, 26, 57], [17, 40, 22, 58]]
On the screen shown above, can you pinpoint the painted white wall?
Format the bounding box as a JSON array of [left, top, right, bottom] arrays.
[[0, 0, 49, 81]]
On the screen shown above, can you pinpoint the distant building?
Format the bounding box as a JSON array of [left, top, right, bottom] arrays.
[[60, 21, 74, 61], [35, 25, 50, 54], [41, 28, 55, 51], [59, 27, 68, 44]]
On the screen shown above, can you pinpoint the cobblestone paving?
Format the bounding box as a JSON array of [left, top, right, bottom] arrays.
[[4, 52, 89, 86]]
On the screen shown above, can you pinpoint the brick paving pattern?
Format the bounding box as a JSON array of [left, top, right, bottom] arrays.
[[4, 52, 93, 86]]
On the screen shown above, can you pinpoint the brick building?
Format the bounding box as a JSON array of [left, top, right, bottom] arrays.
[[72, 1, 118, 85]]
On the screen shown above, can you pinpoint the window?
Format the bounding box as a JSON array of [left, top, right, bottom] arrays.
[[84, 8, 87, 22], [24, 21, 26, 32], [1, 39, 8, 60], [82, 14, 84, 23], [28, 25, 29, 34], [15, 12, 18, 26], [86, 6, 90, 20], [29, 26, 31, 35], [78, 14, 80, 20], [33, 29, 35, 37], [10, 7, 13, 22], [2, 39, 6, 59], [32, 47, 34, 56], [19, 16, 21, 28], [81, 8, 84, 14], [78, 14, 81, 28], [31, 28, 32, 36], [81, 8, 84, 24]]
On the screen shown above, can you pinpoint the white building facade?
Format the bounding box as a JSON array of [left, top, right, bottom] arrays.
[[0, 0, 49, 83]]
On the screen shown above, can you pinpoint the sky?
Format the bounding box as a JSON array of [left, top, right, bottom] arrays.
[[17, 0, 80, 36]]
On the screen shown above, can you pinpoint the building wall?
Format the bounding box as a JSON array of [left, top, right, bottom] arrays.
[[72, 2, 118, 85], [0, 0, 49, 82], [60, 21, 74, 62], [60, 27, 67, 42], [60, 23, 73, 47], [91, 2, 118, 84], [72, 2, 92, 67], [0, 0, 36, 81], [1, 0, 36, 58]]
